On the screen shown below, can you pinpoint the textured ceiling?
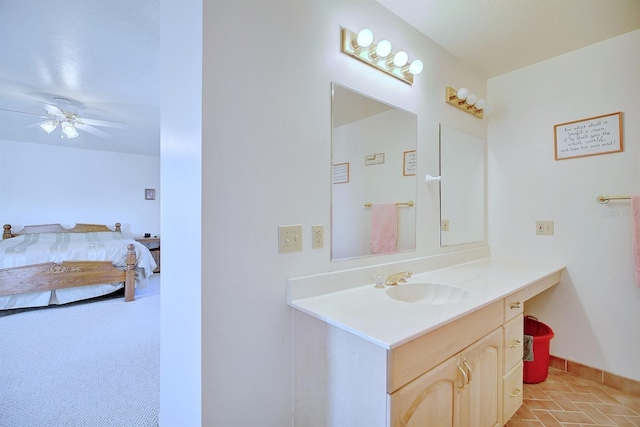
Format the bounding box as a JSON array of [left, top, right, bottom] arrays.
[[0, 0, 160, 156], [376, 0, 640, 78]]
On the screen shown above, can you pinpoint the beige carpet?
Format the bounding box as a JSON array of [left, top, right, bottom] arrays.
[[0, 274, 160, 426]]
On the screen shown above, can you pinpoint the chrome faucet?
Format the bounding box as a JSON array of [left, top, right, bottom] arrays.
[[385, 271, 412, 286]]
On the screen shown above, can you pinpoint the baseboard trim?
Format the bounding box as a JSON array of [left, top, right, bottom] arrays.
[[549, 355, 640, 396]]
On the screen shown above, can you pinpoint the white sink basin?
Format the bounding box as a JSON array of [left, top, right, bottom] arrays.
[[385, 283, 470, 304]]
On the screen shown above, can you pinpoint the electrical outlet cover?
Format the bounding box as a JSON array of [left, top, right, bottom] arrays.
[[312, 225, 324, 249]]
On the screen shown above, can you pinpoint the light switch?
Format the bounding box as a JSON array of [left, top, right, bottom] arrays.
[[441, 220, 450, 232], [535, 221, 554, 236], [278, 225, 303, 253]]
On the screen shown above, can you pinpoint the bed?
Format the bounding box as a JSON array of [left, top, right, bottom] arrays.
[[0, 223, 157, 310]]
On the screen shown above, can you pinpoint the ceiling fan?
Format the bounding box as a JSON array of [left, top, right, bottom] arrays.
[[0, 96, 127, 139]]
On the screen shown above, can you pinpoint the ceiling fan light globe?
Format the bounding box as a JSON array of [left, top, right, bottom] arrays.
[[40, 121, 58, 134], [62, 122, 79, 139]]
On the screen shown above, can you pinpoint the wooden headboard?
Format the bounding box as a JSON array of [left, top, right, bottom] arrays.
[[2, 223, 122, 239]]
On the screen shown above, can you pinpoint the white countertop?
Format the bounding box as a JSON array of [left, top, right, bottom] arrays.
[[289, 257, 564, 350]]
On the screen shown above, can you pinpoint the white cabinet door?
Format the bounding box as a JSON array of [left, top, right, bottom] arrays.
[[459, 328, 502, 427], [389, 353, 461, 427]]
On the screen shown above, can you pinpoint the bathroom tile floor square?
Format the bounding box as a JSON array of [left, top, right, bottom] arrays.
[[506, 367, 640, 427]]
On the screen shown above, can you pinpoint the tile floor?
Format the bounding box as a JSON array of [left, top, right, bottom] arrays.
[[506, 367, 640, 426]]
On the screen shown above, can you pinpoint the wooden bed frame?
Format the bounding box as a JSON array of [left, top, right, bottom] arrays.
[[0, 223, 137, 302]]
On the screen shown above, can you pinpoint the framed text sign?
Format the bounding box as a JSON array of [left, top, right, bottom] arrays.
[[403, 150, 416, 176], [332, 162, 349, 184], [554, 112, 623, 160]]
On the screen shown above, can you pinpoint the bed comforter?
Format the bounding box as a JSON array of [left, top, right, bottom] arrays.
[[0, 232, 157, 309]]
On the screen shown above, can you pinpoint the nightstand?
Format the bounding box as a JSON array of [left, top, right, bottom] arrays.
[[136, 237, 160, 273]]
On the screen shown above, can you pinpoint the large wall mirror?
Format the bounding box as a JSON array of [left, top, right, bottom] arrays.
[[439, 124, 485, 246], [331, 83, 417, 261]]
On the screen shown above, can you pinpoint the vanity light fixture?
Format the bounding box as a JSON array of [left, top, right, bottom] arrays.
[[445, 86, 492, 119], [341, 27, 423, 85]]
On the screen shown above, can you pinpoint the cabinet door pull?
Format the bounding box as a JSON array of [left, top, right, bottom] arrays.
[[510, 388, 522, 398], [510, 301, 521, 309], [510, 340, 522, 348], [463, 360, 472, 384], [457, 363, 467, 389]]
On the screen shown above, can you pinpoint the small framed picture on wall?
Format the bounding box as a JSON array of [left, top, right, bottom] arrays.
[[403, 150, 416, 176], [145, 189, 156, 200]]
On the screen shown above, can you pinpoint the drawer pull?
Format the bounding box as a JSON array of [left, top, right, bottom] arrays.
[[510, 301, 521, 309], [510, 340, 522, 348], [510, 389, 521, 398]]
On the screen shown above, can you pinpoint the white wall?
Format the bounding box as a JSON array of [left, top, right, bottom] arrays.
[[488, 30, 640, 380], [0, 140, 159, 237], [159, 0, 202, 425], [332, 108, 416, 259], [202, 1, 486, 425]]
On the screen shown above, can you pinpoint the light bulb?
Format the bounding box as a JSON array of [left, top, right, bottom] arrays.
[[484, 105, 493, 115], [375, 40, 392, 57], [356, 29, 373, 48], [408, 59, 423, 75], [475, 99, 487, 109], [466, 94, 478, 106], [456, 87, 469, 100], [392, 51, 408, 67]]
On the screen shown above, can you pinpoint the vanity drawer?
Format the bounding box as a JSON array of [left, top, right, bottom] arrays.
[[503, 314, 524, 372], [504, 296, 524, 322], [503, 361, 524, 423], [387, 300, 503, 393], [504, 271, 561, 322]]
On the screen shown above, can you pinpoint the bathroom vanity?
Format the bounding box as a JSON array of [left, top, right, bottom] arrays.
[[289, 257, 564, 427]]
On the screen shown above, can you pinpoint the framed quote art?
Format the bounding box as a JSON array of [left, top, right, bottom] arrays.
[[554, 112, 622, 160], [332, 162, 349, 184], [403, 150, 416, 176]]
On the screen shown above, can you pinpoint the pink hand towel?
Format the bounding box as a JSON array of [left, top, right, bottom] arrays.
[[632, 196, 640, 286], [371, 203, 398, 254]]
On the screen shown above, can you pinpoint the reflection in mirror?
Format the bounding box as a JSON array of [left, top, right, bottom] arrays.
[[331, 83, 417, 261], [439, 124, 485, 246]]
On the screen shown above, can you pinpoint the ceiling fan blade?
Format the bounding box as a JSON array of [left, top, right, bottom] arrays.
[[80, 117, 128, 129], [42, 103, 64, 116], [75, 123, 111, 138], [0, 107, 49, 119]]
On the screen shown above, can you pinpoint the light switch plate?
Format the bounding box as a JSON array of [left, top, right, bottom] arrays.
[[441, 220, 450, 232], [535, 221, 554, 235], [278, 225, 303, 253]]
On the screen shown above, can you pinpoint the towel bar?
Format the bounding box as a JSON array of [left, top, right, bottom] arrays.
[[364, 201, 415, 208], [597, 194, 631, 204]]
